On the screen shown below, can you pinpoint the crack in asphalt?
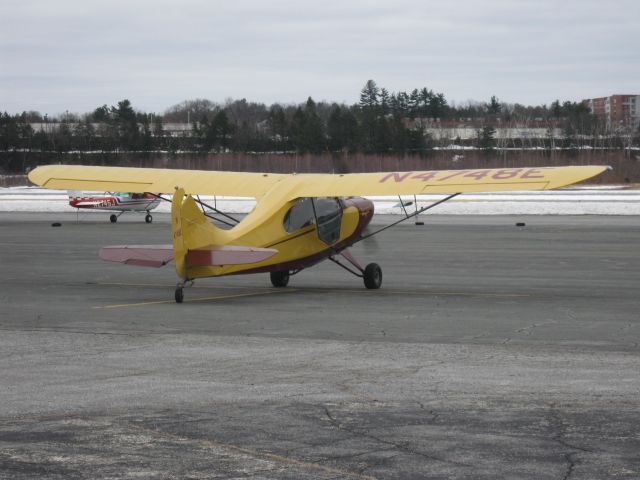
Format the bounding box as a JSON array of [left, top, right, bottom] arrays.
[[323, 405, 468, 468], [561, 452, 577, 480], [414, 401, 441, 423], [501, 320, 557, 345], [546, 404, 593, 480], [614, 322, 639, 349], [131, 420, 378, 480], [516, 320, 557, 336]]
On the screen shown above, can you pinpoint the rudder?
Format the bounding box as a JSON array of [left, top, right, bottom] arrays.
[[172, 188, 229, 279]]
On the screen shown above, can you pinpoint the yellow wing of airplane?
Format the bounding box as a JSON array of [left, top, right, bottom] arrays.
[[28, 164, 609, 198], [28, 165, 287, 198], [288, 166, 609, 196]]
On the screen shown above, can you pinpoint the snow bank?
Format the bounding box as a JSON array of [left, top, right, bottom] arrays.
[[1, 187, 639, 215]]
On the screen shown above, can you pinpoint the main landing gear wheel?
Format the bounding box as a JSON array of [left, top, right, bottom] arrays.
[[363, 263, 382, 289], [110, 214, 117, 223], [270, 270, 290, 287], [145, 214, 153, 224], [175, 287, 184, 303]]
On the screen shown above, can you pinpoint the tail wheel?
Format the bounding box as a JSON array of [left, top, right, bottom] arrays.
[[110, 214, 117, 223], [175, 288, 184, 303], [270, 270, 290, 287], [363, 263, 382, 289], [145, 214, 153, 224]]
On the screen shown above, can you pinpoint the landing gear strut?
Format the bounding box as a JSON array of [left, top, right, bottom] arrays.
[[328, 249, 383, 289]]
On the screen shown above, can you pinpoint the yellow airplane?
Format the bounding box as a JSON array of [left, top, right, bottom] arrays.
[[29, 164, 608, 303]]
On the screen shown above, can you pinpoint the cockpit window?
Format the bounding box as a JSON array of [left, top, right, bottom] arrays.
[[283, 198, 315, 233], [283, 197, 343, 245]]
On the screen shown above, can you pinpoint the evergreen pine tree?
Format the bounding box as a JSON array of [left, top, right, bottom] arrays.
[[359, 80, 380, 110], [380, 88, 390, 115], [328, 106, 344, 151], [488, 95, 502, 116]]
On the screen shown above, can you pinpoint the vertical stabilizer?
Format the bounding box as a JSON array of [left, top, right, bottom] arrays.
[[172, 188, 187, 279], [171, 187, 230, 279]]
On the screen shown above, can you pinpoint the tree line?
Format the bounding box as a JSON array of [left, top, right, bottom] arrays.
[[1, 80, 637, 156]]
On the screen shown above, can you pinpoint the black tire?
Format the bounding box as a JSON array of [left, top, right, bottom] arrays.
[[145, 214, 153, 224], [363, 263, 382, 289], [270, 270, 290, 287], [110, 214, 117, 223], [175, 288, 184, 303]]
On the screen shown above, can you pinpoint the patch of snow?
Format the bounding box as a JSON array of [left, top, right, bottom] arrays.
[[1, 187, 639, 215]]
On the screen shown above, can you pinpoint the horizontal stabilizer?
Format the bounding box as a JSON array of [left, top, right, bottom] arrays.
[[186, 245, 277, 267], [99, 245, 174, 267]]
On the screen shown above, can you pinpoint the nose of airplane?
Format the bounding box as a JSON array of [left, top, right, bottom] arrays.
[[353, 197, 375, 225]]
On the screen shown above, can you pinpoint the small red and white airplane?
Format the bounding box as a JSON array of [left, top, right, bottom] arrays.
[[68, 191, 161, 223]]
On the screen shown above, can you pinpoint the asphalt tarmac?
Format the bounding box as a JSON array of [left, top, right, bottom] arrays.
[[1, 212, 639, 479]]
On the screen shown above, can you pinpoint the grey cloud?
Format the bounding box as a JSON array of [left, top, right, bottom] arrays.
[[1, 0, 638, 114]]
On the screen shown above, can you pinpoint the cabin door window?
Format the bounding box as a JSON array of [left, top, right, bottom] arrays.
[[313, 198, 342, 245]]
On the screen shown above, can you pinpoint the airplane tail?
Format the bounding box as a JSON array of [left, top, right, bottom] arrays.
[[172, 188, 222, 279], [67, 190, 82, 207], [171, 188, 276, 280]]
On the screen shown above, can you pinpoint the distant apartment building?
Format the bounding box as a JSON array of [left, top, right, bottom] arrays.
[[583, 94, 640, 128]]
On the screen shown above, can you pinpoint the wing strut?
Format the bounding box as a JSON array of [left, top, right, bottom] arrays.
[[194, 195, 240, 225], [147, 192, 240, 227], [359, 192, 461, 241]]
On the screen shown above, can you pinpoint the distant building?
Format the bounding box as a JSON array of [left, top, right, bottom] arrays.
[[583, 94, 640, 128], [30, 122, 193, 137]]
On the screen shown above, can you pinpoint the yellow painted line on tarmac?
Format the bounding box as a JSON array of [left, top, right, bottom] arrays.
[[94, 288, 297, 309], [96, 281, 270, 290], [95, 298, 176, 309]]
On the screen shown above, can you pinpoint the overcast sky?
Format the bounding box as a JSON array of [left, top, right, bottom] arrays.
[[1, 0, 638, 115]]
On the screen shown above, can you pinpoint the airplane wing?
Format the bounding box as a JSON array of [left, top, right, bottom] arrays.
[[287, 165, 610, 197], [28, 165, 286, 198], [29, 164, 609, 198]]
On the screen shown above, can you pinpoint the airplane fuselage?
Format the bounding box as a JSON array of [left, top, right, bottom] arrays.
[[69, 193, 160, 212], [184, 196, 374, 279]]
